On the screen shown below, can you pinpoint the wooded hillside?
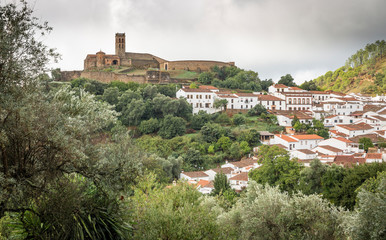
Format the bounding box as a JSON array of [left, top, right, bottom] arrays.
[[312, 40, 386, 94]]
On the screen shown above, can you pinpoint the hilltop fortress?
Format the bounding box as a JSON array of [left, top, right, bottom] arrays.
[[84, 33, 235, 72]]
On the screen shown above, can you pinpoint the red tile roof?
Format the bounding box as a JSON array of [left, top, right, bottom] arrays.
[[289, 87, 303, 90], [291, 134, 324, 140], [336, 123, 373, 131], [229, 172, 249, 181], [275, 134, 298, 142], [182, 171, 208, 178], [235, 93, 259, 97], [181, 88, 212, 93], [296, 149, 316, 154], [198, 85, 218, 90], [317, 145, 343, 153], [258, 95, 284, 101], [366, 153, 382, 159], [197, 179, 214, 188], [273, 84, 288, 88], [309, 91, 328, 94], [209, 167, 233, 174], [335, 137, 353, 143], [329, 130, 349, 138], [332, 155, 365, 167]]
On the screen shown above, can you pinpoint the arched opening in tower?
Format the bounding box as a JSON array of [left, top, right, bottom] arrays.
[[112, 60, 118, 65]]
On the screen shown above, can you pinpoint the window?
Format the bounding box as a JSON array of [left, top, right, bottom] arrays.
[[241, 105, 243, 109], [231, 105, 234, 109], [302, 98, 305, 104], [196, 95, 199, 99], [289, 98, 292, 104], [200, 103, 202, 107], [231, 99, 234, 103], [205, 103, 210, 108]]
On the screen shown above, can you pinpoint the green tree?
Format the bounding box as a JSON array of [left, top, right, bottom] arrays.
[[218, 182, 346, 240], [216, 136, 232, 152], [102, 87, 120, 105], [214, 113, 231, 125], [189, 82, 198, 89], [109, 80, 130, 92], [346, 172, 386, 240], [121, 99, 146, 126], [214, 99, 228, 111], [190, 111, 211, 130], [213, 172, 231, 195], [138, 118, 159, 134], [291, 115, 300, 126], [232, 114, 246, 126], [131, 174, 220, 239], [249, 145, 303, 193], [229, 142, 242, 159], [200, 123, 227, 143], [278, 74, 297, 87], [359, 137, 374, 152], [239, 141, 251, 155], [198, 72, 215, 85], [261, 79, 274, 91], [298, 159, 327, 195], [247, 104, 267, 116], [158, 115, 186, 139], [182, 148, 205, 170]]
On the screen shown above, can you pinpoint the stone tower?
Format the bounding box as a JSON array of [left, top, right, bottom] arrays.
[[115, 33, 126, 57]]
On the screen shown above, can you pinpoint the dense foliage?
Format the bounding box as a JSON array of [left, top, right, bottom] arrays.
[[197, 65, 274, 92]]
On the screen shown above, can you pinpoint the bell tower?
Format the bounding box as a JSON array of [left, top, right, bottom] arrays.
[[115, 33, 125, 57]]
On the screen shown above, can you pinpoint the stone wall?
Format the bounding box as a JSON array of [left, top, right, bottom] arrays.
[[163, 61, 235, 72], [60, 71, 146, 83]]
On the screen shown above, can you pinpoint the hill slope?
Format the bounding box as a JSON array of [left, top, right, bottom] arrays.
[[312, 40, 386, 94]]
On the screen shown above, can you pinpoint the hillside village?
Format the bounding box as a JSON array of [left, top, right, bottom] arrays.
[[178, 83, 386, 194]]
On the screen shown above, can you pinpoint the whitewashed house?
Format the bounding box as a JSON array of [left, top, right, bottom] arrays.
[[271, 134, 324, 151], [324, 115, 355, 128], [176, 87, 218, 114], [335, 123, 374, 138], [204, 167, 234, 181], [365, 153, 384, 163], [180, 171, 209, 182], [229, 172, 249, 191]]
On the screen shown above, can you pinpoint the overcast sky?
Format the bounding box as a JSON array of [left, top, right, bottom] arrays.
[[17, 0, 386, 84]]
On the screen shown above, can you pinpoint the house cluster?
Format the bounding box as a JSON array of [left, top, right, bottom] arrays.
[[177, 83, 386, 194], [177, 84, 386, 115], [180, 158, 260, 194]]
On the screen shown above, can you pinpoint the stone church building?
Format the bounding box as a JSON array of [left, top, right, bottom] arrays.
[[84, 33, 235, 72]]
